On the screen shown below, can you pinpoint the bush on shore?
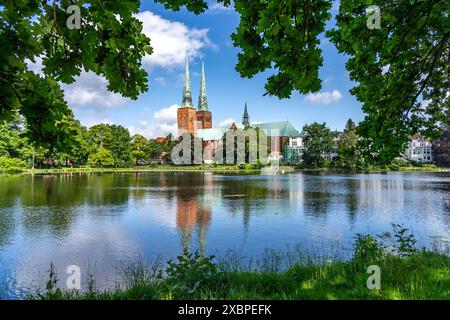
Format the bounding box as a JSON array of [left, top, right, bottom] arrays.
[[29, 227, 450, 300], [0, 157, 26, 173]]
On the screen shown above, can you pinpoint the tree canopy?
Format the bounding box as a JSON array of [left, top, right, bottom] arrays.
[[328, 0, 450, 164], [301, 122, 335, 167], [1, 0, 448, 164]]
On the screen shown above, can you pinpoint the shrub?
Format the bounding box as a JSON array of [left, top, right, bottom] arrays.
[[0, 156, 26, 173], [388, 163, 400, 171], [166, 249, 217, 297], [392, 224, 418, 256], [353, 234, 384, 262]]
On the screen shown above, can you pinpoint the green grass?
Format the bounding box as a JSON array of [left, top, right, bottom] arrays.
[[30, 250, 450, 300], [16, 164, 264, 175]]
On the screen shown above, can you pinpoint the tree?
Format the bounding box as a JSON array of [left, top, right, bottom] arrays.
[[302, 122, 334, 167], [54, 117, 90, 166], [328, 0, 450, 164], [87, 124, 132, 167], [20, 142, 47, 169], [220, 127, 269, 164], [88, 147, 115, 168], [131, 134, 149, 165], [2, 0, 448, 163], [0, 0, 151, 147], [433, 126, 450, 167], [0, 117, 22, 158], [231, 0, 332, 98], [338, 119, 360, 169], [109, 125, 133, 167], [88, 124, 113, 151]]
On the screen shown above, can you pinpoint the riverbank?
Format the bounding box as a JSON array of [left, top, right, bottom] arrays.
[[30, 250, 450, 300], [3, 164, 450, 175], [28, 230, 450, 300]]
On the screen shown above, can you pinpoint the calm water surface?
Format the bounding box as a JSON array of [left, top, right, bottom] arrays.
[[0, 172, 449, 298]]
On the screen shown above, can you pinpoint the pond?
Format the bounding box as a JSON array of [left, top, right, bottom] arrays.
[[0, 171, 449, 298]]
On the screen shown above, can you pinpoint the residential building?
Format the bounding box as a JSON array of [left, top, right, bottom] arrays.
[[404, 135, 433, 163]]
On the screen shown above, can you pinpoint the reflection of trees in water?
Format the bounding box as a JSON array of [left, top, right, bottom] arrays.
[[344, 178, 358, 222], [0, 209, 15, 247], [21, 206, 73, 239], [0, 176, 24, 247], [303, 176, 333, 217], [221, 179, 270, 232], [0, 174, 138, 239]]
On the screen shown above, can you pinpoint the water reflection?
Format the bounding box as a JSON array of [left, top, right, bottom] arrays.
[[0, 172, 450, 298], [176, 178, 211, 254]]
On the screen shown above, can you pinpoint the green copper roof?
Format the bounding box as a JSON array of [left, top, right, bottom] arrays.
[[198, 62, 209, 111], [181, 56, 193, 108], [196, 121, 299, 141], [253, 121, 300, 137]]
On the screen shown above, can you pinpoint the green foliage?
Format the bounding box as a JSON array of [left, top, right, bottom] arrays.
[[131, 134, 149, 165], [1, 0, 449, 165], [353, 234, 384, 262], [166, 249, 217, 297], [88, 147, 115, 168], [109, 125, 133, 167], [0, 156, 26, 173], [232, 0, 332, 98], [328, 0, 450, 164], [433, 126, 450, 167], [88, 124, 133, 167], [154, 0, 209, 14], [34, 263, 63, 300], [0, 0, 150, 147], [31, 245, 450, 300], [338, 119, 362, 169], [221, 127, 269, 165], [392, 224, 418, 257], [302, 122, 334, 167]]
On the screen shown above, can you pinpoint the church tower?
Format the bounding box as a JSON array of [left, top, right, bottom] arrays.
[[177, 56, 197, 136], [196, 62, 212, 130], [242, 102, 250, 127]]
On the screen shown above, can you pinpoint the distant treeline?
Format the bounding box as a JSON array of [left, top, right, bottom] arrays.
[[0, 116, 449, 173], [0, 115, 175, 172]]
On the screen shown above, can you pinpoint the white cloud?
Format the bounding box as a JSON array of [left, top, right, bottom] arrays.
[[153, 104, 178, 123], [305, 90, 342, 105], [27, 11, 215, 111], [218, 118, 237, 128], [136, 11, 216, 69], [129, 104, 179, 138], [63, 72, 130, 109], [26, 57, 129, 110], [208, 1, 235, 14]]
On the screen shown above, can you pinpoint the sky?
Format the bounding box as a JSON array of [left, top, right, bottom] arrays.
[[49, 0, 365, 138]]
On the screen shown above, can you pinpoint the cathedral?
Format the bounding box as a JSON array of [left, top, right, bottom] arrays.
[[177, 58, 212, 135], [177, 57, 300, 163]]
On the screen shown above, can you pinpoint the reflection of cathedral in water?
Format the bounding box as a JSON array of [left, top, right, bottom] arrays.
[[176, 181, 212, 254]]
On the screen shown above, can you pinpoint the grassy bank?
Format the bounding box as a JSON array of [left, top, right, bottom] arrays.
[[30, 231, 450, 300], [4, 164, 449, 175], [17, 164, 264, 175]]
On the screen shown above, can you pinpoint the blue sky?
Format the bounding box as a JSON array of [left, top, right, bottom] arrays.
[[60, 0, 364, 137]]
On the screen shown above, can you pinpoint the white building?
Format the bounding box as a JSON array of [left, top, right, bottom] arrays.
[[404, 135, 433, 163]]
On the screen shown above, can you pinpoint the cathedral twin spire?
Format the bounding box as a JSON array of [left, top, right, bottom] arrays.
[[181, 55, 208, 111]]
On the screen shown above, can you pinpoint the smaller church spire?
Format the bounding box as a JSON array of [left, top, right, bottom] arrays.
[[242, 102, 250, 127], [181, 54, 193, 108], [198, 62, 208, 111]]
